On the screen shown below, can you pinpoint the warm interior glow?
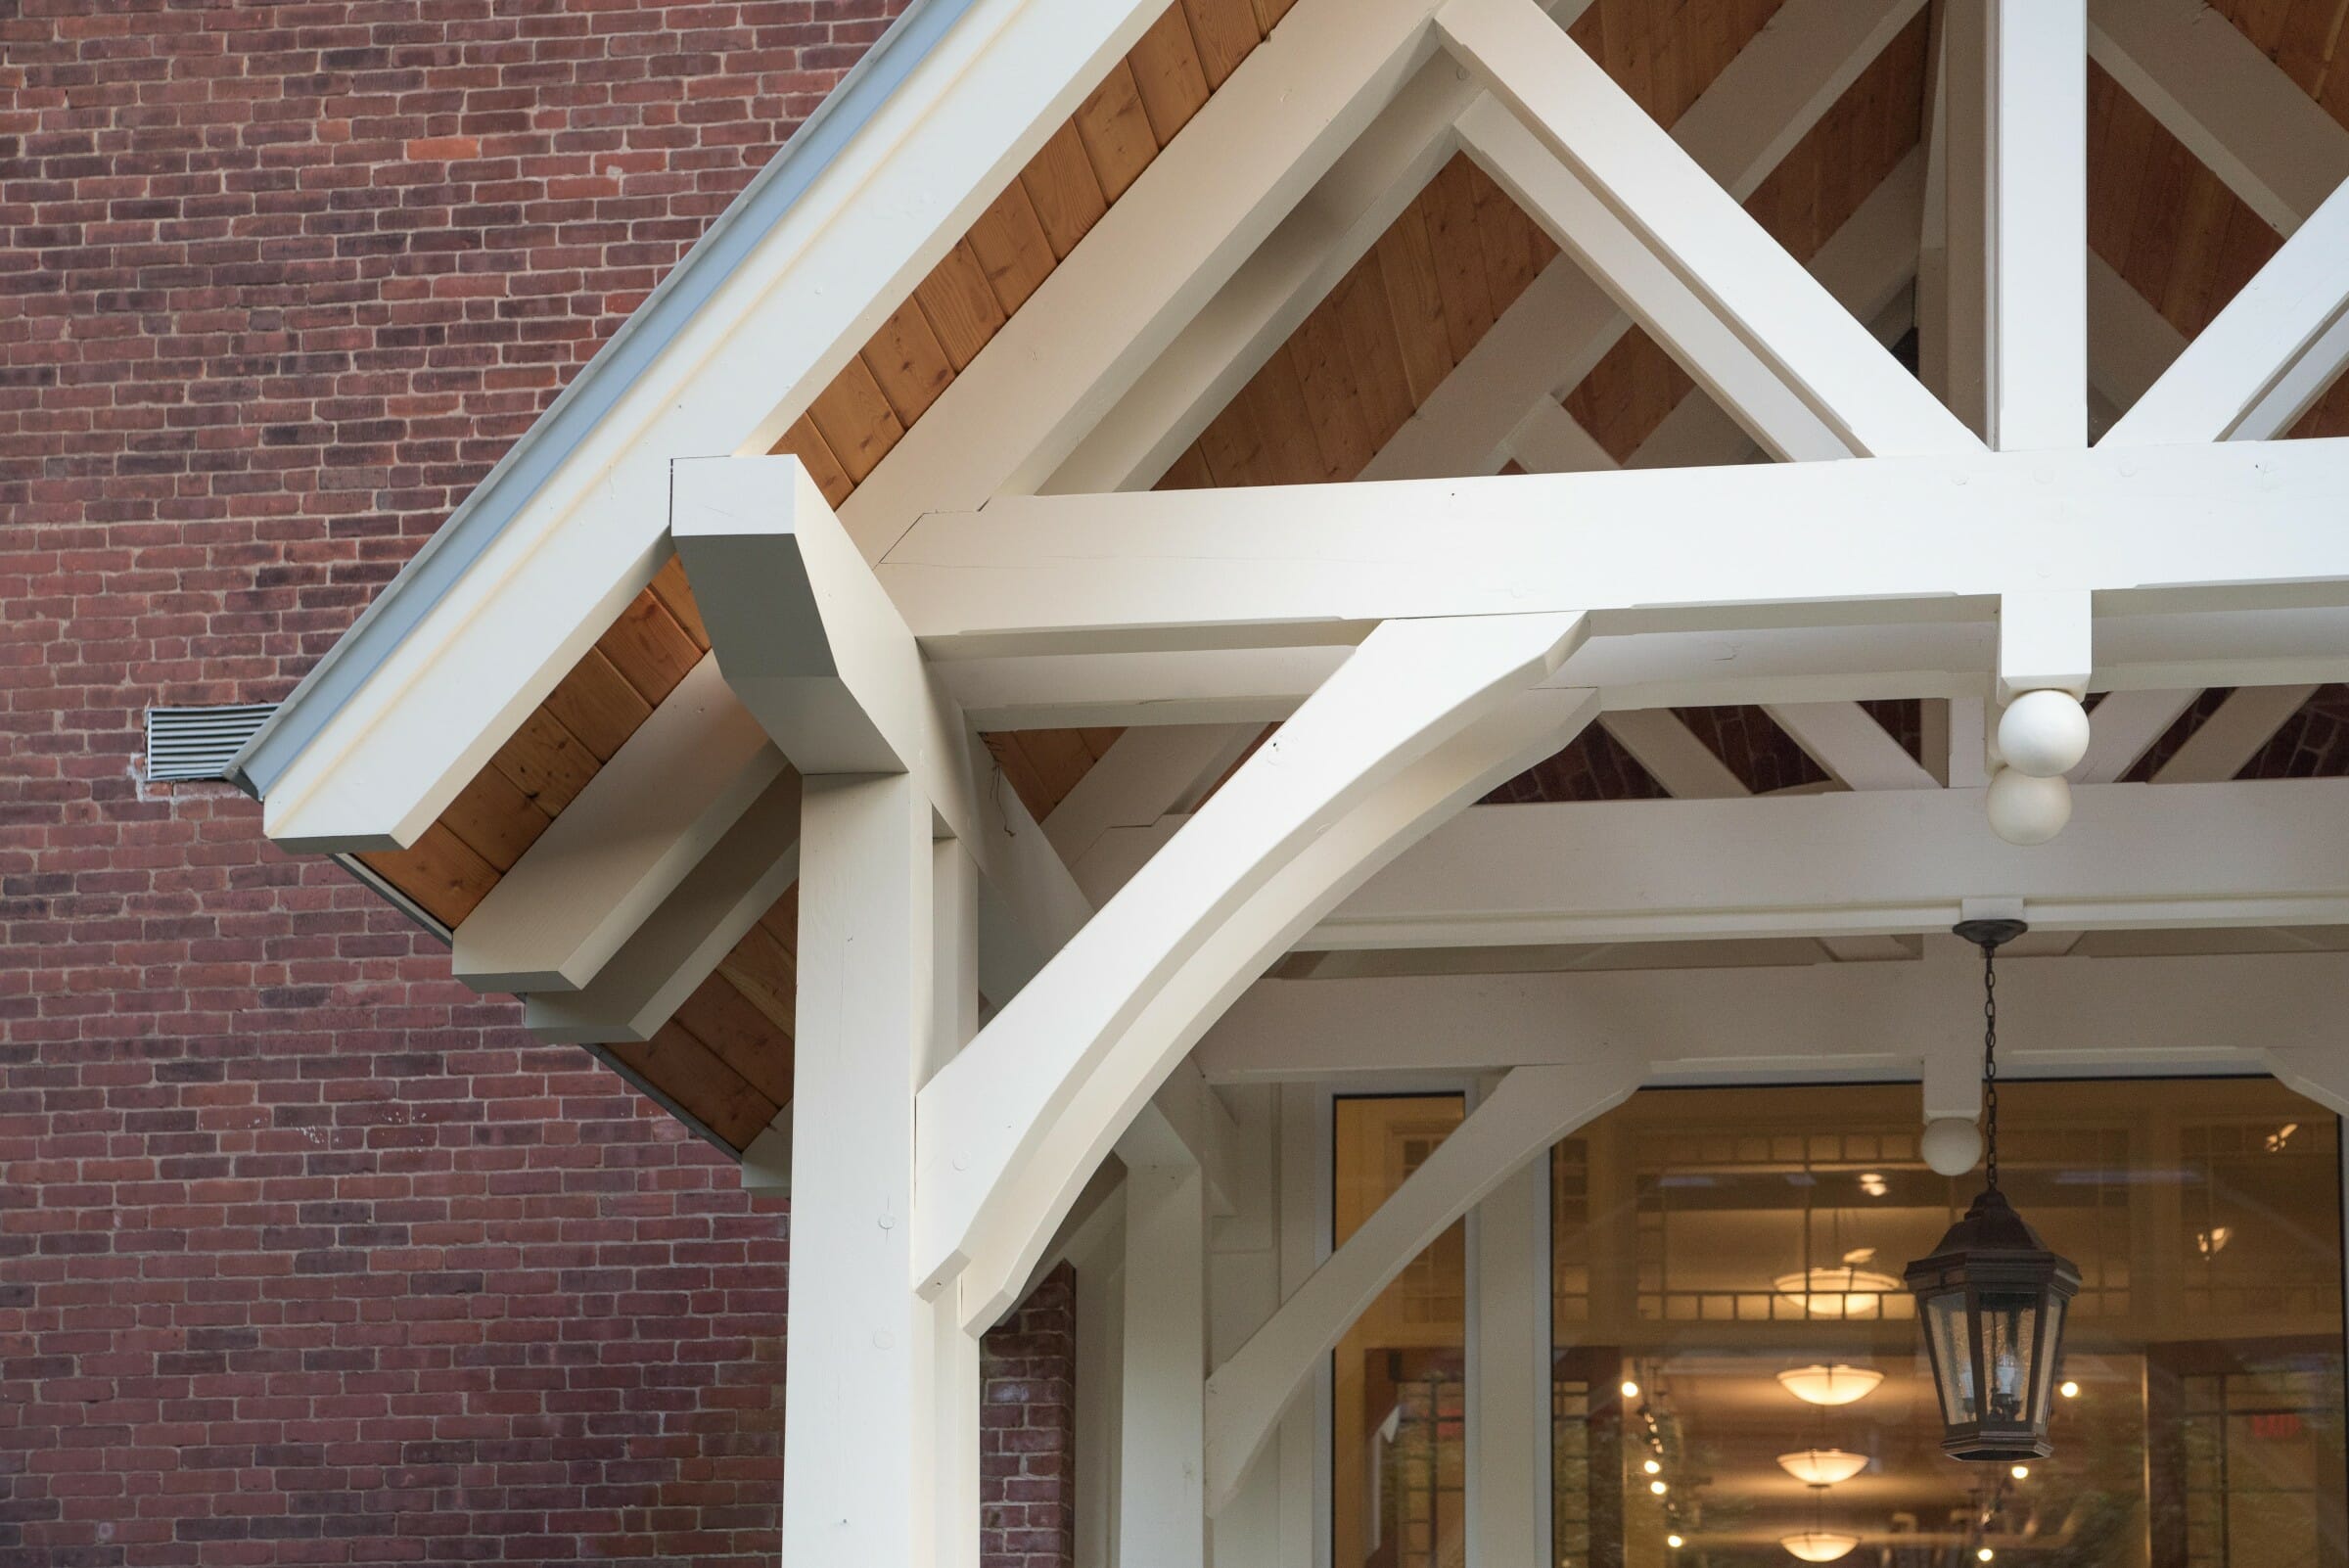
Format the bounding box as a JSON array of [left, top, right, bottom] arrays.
[[2009, 1464, 2030, 1481], [1776, 1364, 1886, 1407], [1642, 1458, 1662, 1475], [1773, 1266, 1905, 1316], [2058, 1379, 2080, 1399], [1779, 1530, 1862, 1562], [1621, 1379, 1640, 1399], [1775, 1448, 1870, 1486], [1666, 1533, 1683, 1549]]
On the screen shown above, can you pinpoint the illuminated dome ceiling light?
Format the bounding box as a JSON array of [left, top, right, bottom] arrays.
[[1778, 1530, 1862, 1562], [1775, 1449, 1870, 1486], [1777, 1364, 1885, 1407], [1774, 1264, 1905, 1317]]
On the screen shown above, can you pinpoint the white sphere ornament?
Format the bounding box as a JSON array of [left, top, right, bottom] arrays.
[[1998, 689, 2092, 778], [1986, 767, 2071, 846], [1921, 1117, 1984, 1177]]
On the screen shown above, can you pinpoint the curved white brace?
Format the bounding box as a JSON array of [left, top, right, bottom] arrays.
[[914, 613, 1594, 1328], [1201, 1053, 1639, 1515]]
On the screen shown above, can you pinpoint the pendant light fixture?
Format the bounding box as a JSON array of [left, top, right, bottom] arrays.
[[1776, 1448, 1869, 1487], [1903, 919, 2082, 1462], [1778, 1531, 1862, 1563], [1776, 1364, 1883, 1407]]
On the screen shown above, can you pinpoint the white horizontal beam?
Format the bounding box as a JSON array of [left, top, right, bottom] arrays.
[[1201, 1055, 1638, 1511], [882, 438, 2349, 658], [254, 0, 1170, 853], [2086, 0, 2349, 238], [943, 606, 2349, 730], [1437, 0, 1978, 459], [675, 455, 1090, 966], [451, 658, 787, 992], [524, 766, 804, 1042], [1289, 778, 2349, 949], [914, 620, 1596, 1331], [2103, 181, 2349, 447], [1196, 945, 2330, 1081]]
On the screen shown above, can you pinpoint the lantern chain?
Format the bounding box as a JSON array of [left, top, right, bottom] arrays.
[[1980, 939, 2000, 1192]]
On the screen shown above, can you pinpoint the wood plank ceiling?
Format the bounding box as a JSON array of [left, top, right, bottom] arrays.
[[342, 0, 2349, 1153]]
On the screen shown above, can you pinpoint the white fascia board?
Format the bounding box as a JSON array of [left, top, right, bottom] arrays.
[[1196, 947, 2329, 1082], [1290, 777, 2349, 951], [674, 455, 1090, 961], [880, 437, 2349, 658], [1436, 0, 1979, 459], [250, 0, 1170, 853], [451, 658, 788, 992]]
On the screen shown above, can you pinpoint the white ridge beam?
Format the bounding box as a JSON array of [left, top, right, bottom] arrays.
[[524, 766, 803, 1042], [2086, 0, 2349, 239], [1201, 1055, 1639, 1512], [882, 438, 2349, 659], [1364, 0, 1930, 480], [1765, 702, 1939, 790], [2148, 684, 2317, 784], [673, 455, 1089, 967], [914, 617, 1597, 1331], [1282, 778, 2349, 950], [1436, 0, 1979, 458], [451, 659, 786, 992], [2102, 182, 2349, 447]]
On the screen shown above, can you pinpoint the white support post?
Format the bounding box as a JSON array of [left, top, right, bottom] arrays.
[[1986, 0, 2089, 451], [1467, 1153, 1550, 1565], [1115, 1152, 1209, 1565], [1202, 1057, 1638, 1513], [915, 616, 1597, 1332], [1436, 0, 1981, 460], [784, 772, 973, 1568], [1999, 590, 2093, 701]]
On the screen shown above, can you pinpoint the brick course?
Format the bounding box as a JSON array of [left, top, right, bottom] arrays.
[[0, 1, 1074, 1562]]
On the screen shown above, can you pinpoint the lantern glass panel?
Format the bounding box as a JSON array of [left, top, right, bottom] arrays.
[[1977, 1291, 2040, 1426], [1924, 1290, 1974, 1423]]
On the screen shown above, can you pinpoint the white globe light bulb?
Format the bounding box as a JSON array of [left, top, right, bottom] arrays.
[[1987, 767, 2071, 846], [1921, 1117, 1985, 1177], [1998, 689, 2091, 778]]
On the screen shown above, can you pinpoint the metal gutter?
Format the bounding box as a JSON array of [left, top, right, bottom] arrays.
[[228, 0, 979, 802]]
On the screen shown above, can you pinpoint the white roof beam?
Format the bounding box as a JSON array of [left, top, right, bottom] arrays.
[[1596, 710, 1749, 800], [883, 438, 2349, 659], [1435, 0, 1978, 458], [2086, 0, 2349, 239], [2067, 687, 2198, 784], [2086, 252, 2187, 413], [1983, 0, 2089, 450], [524, 767, 804, 1042], [2102, 182, 2349, 447], [1500, 397, 1615, 474], [450, 658, 788, 992], [1764, 701, 1939, 790], [1197, 949, 2335, 1082], [1284, 778, 2349, 950], [1365, 0, 1931, 480], [2148, 683, 2318, 784], [254, 0, 1173, 854], [1454, 97, 1850, 461], [839, 0, 1485, 551], [673, 455, 1090, 968], [1042, 723, 1262, 865], [914, 618, 1596, 1331]]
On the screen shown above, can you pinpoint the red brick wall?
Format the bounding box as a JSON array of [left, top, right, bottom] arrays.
[[0, 2, 1075, 1563], [983, 1263, 1077, 1567]]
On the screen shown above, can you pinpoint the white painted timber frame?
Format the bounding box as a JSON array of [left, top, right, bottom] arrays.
[[235, 0, 2349, 1558]]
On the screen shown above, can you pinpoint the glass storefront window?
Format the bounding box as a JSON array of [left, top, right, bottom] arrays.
[[1546, 1080, 2346, 1567], [1335, 1094, 1468, 1568]]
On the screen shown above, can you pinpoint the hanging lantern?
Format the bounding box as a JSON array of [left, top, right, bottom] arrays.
[[1904, 919, 2081, 1463]]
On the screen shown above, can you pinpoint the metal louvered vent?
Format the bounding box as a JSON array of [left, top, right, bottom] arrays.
[[146, 704, 278, 782]]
